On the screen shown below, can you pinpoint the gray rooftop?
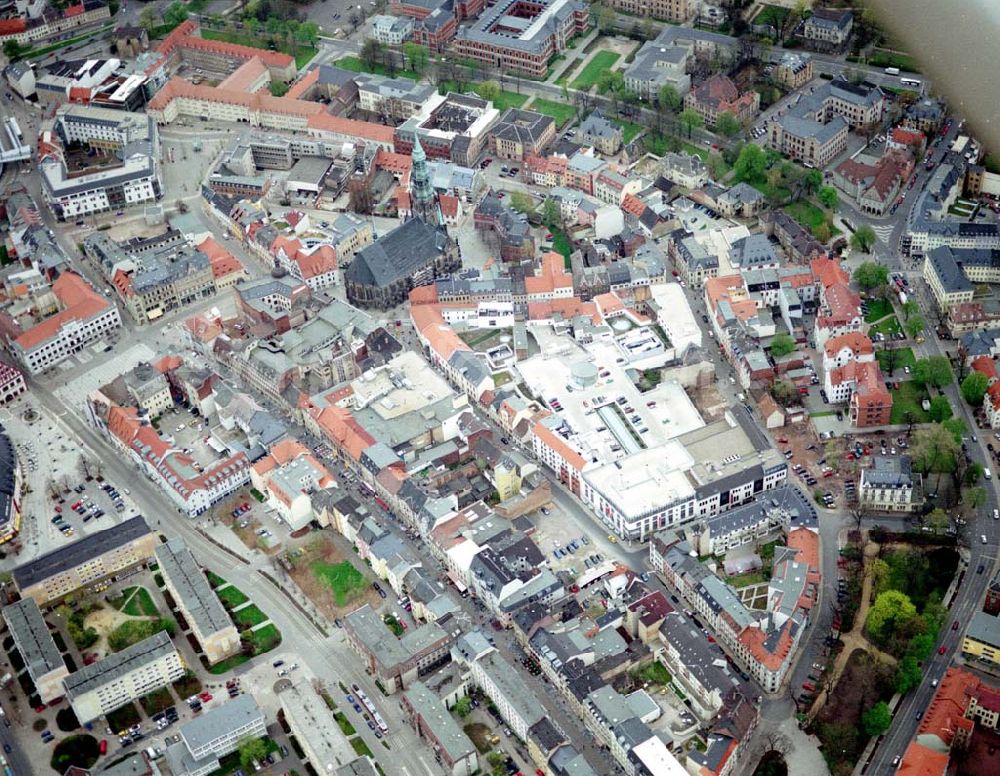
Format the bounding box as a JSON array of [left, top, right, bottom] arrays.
[[926, 246, 975, 294], [455, 0, 584, 54], [579, 110, 620, 141], [63, 631, 177, 699], [474, 648, 545, 728], [403, 681, 476, 763], [179, 694, 264, 754], [967, 611, 1000, 647], [659, 610, 742, 696], [345, 218, 449, 289], [155, 538, 234, 637], [862, 455, 915, 487], [12, 516, 151, 591], [2, 598, 65, 679]]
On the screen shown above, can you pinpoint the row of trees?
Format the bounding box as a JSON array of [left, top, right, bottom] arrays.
[[139, 3, 320, 49], [730, 144, 839, 224]]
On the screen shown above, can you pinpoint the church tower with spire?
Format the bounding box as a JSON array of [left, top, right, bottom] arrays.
[[409, 134, 440, 225]]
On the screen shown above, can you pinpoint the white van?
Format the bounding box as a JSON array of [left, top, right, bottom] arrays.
[[986, 468, 993, 480]]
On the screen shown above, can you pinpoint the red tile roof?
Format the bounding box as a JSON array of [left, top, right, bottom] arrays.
[[810, 257, 849, 289], [148, 78, 395, 145], [896, 742, 949, 776], [217, 56, 270, 93], [15, 272, 113, 350], [197, 237, 245, 280], [918, 666, 979, 746], [971, 355, 998, 382], [533, 421, 587, 472], [524, 252, 573, 296], [824, 331, 874, 358]]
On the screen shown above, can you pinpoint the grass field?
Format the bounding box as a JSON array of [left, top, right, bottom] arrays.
[[351, 738, 374, 758], [877, 346, 917, 375], [105, 704, 141, 734], [233, 605, 268, 630], [203, 30, 317, 69], [864, 298, 895, 323], [246, 624, 282, 654], [529, 98, 577, 127], [616, 120, 644, 145], [436, 81, 529, 110], [750, 179, 792, 205], [543, 223, 573, 264], [631, 661, 671, 686], [869, 315, 902, 337], [207, 653, 250, 675], [107, 619, 176, 653], [110, 587, 159, 617], [890, 381, 931, 425], [217, 585, 250, 609], [784, 200, 839, 237], [206, 571, 226, 588], [571, 50, 620, 90], [311, 560, 367, 607], [173, 672, 202, 698], [867, 49, 921, 74], [489, 90, 530, 111], [335, 712, 356, 737], [139, 688, 174, 717], [755, 4, 790, 29], [335, 55, 420, 80]]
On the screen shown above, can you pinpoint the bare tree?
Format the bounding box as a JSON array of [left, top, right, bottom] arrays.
[[754, 730, 793, 760]]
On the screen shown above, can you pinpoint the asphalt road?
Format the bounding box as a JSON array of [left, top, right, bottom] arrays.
[[863, 279, 1000, 773]]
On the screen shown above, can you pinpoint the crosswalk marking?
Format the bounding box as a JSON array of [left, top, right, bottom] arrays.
[[871, 223, 896, 244]]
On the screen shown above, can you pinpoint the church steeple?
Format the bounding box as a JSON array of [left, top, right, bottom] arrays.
[[410, 133, 436, 221]]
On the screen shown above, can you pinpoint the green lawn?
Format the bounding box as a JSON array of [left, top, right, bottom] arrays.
[[490, 90, 530, 111], [528, 98, 577, 127], [616, 120, 644, 145], [436, 80, 528, 110], [173, 672, 202, 698], [868, 49, 921, 74], [631, 661, 671, 686], [139, 687, 174, 717], [877, 346, 917, 375], [311, 560, 367, 607], [110, 587, 160, 617], [682, 142, 709, 160], [750, 179, 792, 205], [351, 738, 374, 758], [335, 55, 420, 80], [870, 315, 902, 337], [246, 624, 282, 655], [203, 30, 317, 69], [784, 200, 839, 236], [216, 585, 250, 609], [571, 50, 621, 90], [207, 653, 250, 675], [727, 570, 769, 588], [233, 605, 268, 630], [106, 704, 141, 734], [890, 381, 931, 425], [206, 570, 226, 588], [335, 712, 357, 737], [548, 225, 573, 263], [864, 298, 895, 323], [756, 4, 790, 29], [107, 619, 176, 653]]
